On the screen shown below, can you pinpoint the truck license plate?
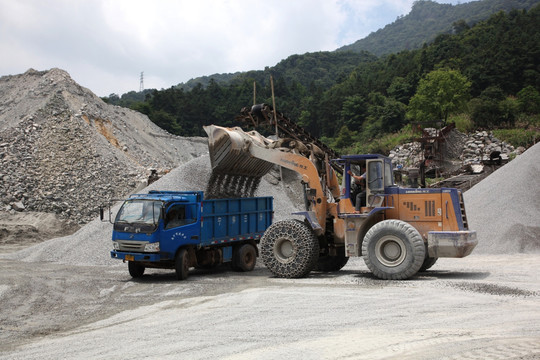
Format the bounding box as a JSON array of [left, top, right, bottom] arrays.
[[125, 255, 134, 261]]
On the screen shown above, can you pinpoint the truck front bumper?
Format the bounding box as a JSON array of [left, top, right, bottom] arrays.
[[427, 230, 477, 258], [110, 250, 162, 262]]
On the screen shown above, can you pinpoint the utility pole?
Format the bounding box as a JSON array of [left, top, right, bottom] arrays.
[[270, 75, 283, 181], [139, 72, 144, 92]]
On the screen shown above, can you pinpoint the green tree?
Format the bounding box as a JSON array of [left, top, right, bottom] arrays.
[[340, 95, 367, 131], [333, 125, 358, 152], [407, 68, 471, 123], [517, 85, 540, 114], [470, 86, 506, 128]]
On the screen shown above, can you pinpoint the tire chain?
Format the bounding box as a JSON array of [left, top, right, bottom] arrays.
[[260, 219, 319, 278]]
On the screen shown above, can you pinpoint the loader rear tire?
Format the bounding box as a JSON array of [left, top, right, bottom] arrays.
[[175, 248, 190, 280], [128, 261, 145, 278], [233, 244, 257, 272], [260, 219, 319, 278], [362, 220, 425, 280]]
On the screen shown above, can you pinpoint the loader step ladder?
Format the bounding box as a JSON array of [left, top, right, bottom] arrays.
[[459, 193, 468, 229]]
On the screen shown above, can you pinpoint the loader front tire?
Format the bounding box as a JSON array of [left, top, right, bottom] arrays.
[[362, 220, 425, 280], [260, 219, 319, 278]]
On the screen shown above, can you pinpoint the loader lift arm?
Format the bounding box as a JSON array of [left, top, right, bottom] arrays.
[[204, 125, 340, 233]]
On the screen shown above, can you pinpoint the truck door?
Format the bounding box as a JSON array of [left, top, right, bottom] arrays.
[[162, 203, 201, 251]]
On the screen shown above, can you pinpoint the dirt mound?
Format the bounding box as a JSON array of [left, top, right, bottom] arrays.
[[0, 68, 208, 225], [0, 212, 79, 254], [464, 141, 540, 254]]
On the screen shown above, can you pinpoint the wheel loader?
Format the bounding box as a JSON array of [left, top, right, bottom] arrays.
[[204, 124, 477, 280]]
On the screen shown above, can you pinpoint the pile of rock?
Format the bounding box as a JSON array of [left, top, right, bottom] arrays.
[[461, 130, 525, 166], [389, 129, 525, 171], [0, 68, 208, 225]]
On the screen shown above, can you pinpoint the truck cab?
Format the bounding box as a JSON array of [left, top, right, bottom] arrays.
[[111, 191, 201, 261]]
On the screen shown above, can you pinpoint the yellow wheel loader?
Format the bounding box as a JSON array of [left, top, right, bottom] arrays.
[[204, 125, 477, 280]]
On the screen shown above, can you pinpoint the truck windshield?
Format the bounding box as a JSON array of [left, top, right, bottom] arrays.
[[116, 200, 161, 225]]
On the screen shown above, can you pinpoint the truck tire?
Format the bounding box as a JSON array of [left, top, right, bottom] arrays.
[[419, 256, 438, 272], [362, 219, 425, 280], [175, 248, 190, 280], [233, 244, 257, 272], [128, 261, 145, 278], [260, 219, 319, 278], [316, 248, 349, 272]]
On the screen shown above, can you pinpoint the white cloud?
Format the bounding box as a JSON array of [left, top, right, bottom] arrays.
[[0, 0, 469, 96]]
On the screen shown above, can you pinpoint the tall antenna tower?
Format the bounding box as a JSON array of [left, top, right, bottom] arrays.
[[139, 71, 144, 92]]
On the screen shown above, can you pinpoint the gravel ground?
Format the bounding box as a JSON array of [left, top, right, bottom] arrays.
[[0, 255, 539, 359]]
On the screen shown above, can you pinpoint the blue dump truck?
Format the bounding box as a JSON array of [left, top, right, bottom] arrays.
[[103, 191, 273, 280]]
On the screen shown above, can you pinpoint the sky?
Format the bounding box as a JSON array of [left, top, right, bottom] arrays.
[[0, 0, 469, 97]]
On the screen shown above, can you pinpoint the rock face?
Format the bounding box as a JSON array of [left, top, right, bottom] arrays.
[[0, 68, 208, 225], [389, 129, 524, 172]]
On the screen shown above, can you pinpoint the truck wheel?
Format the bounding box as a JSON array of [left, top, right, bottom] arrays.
[[175, 248, 190, 280], [316, 248, 349, 272], [362, 219, 425, 280], [233, 244, 257, 272], [128, 261, 145, 278], [419, 256, 438, 272], [260, 219, 319, 278]]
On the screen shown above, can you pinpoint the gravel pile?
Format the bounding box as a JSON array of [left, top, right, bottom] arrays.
[[464, 141, 540, 254], [0, 68, 207, 225], [1, 155, 304, 266]]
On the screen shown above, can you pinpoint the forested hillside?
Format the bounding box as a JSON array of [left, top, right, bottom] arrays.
[[339, 0, 540, 56], [104, 4, 540, 154], [178, 51, 376, 92]]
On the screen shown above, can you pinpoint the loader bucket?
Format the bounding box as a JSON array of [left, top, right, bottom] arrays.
[[203, 125, 275, 198]]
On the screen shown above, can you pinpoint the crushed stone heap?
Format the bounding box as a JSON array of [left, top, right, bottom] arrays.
[[0, 68, 208, 225], [464, 141, 540, 254]]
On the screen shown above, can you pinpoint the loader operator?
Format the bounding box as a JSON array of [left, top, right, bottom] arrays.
[[348, 168, 366, 211]]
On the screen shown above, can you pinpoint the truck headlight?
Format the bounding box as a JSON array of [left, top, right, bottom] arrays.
[[144, 242, 160, 252], [112, 241, 120, 250]]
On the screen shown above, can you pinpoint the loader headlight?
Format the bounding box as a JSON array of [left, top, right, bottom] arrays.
[[144, 242, 160, 252]]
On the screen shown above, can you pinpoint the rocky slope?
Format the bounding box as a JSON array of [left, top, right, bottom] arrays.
[[0, 68, 208, 227], [389, 129, 524, 173]]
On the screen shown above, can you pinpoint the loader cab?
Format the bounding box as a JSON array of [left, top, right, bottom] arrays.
[[334, 154, 395, 209]]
